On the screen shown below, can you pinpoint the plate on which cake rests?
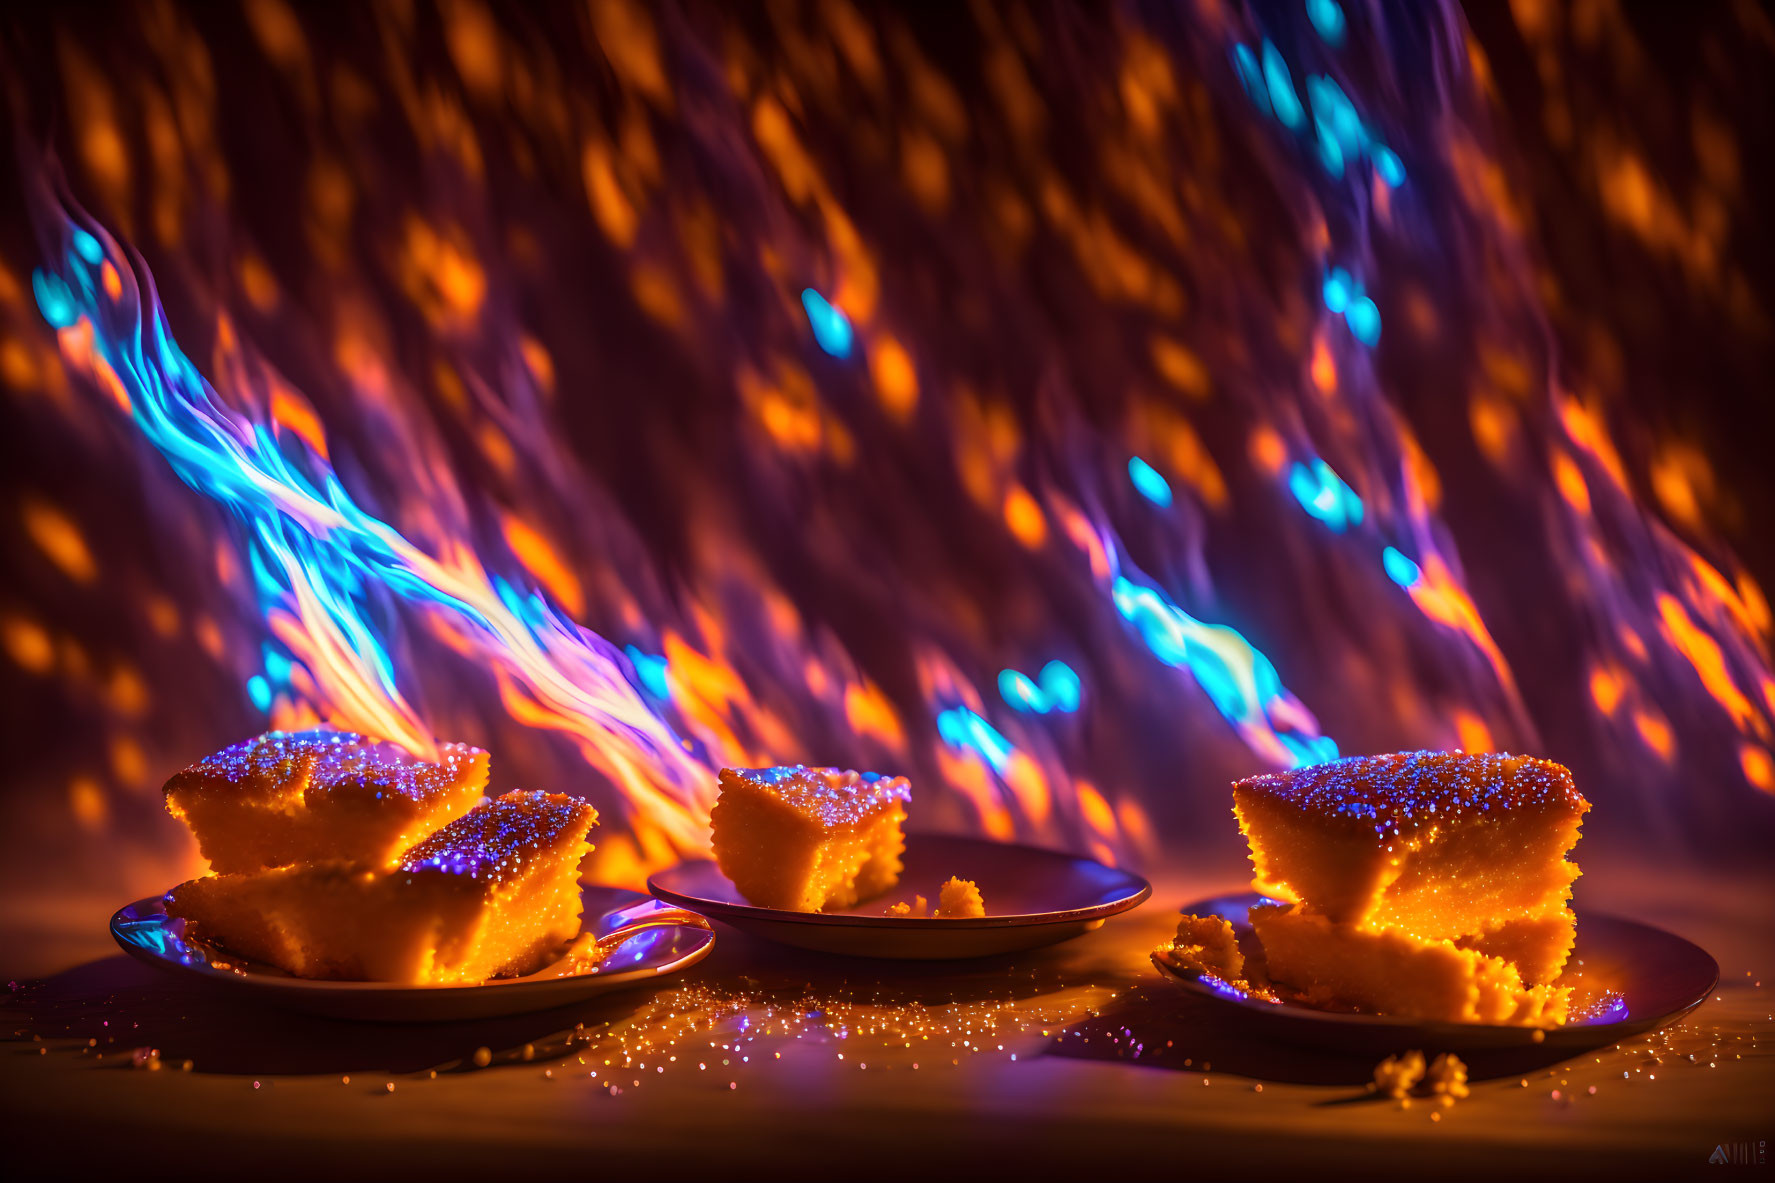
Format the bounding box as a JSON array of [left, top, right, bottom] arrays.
[[646, 832, 1151, 959], [109, 886, 715, 1022], [1150, 892, 1719, 1056]]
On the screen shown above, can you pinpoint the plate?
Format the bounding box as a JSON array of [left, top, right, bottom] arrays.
[[647, 832, 1151, 959], [109, 886, 715, 1022], [1150, 893, 1719, 1055]]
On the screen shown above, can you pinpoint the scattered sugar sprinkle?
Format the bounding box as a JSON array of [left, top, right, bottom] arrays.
[[1, 955, 1763, 1124]]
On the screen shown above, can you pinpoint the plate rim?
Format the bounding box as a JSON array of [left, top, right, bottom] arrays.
[[1151, 891, 1720, 1035], [646, 832, 1152, 929], [109, 883, 715, 996]]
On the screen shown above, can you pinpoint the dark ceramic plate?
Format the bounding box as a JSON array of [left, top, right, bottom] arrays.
[[647, 832, 1151, 959], [110, 886, 714, 1022], [1151, 892, 1719, 1055]]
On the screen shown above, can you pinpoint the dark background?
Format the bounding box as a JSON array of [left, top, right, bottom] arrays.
[[0, 0, 1770, 929]]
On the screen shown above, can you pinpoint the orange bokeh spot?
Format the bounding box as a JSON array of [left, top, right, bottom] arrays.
[[1150, 334, 1209, 398], [1, 615, 55, 674], [844, 682, 905, 750], [1469, 393, 1512, 464], [110, 736, 148, 786], [1076, 781, 1117, 839], [1003, 484, 1048, 548], [520, 335, 555, 395], [500, 514, 586, 620], [1634, 710, 1676, 761], [1657, 594, 1760, 737], [1589, 665, 1625, 716], [1310, 337, 1336, 394], [1453, 711, 1494, 753], [1553, 452, 1591, 516], [69, 776, 107, 829], [1740, 744, 1775, 795], [1248, 425, 1287, 477], [23, 501, 97, 583], [270, 383, 329, 461], [869, 335, 919, 421]]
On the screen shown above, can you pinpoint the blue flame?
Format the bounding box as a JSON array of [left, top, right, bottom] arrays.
[[937, 705, 1013, 773], [31, 192, 713, 840], [1306, 0, 1346, 46], [1040, 660, 1081, 712], [1323, 269, 1382, 345], [800, 288, 853, 358], [1232, 44, 1270, 118], [998, 668, 1043, 711], [1290, 459, 1364, 531], [1373, 145, 1406, 187], [1382, 546, 1422, 588], [1127, 456, 1173, 506], [33, 270, 77, 329], [1261, 40, 1305, 130], [1107, 564, 1336, 767], [1240, 38, 1402, 190], [624, 646, 672, 699], [1345, 294, 1381, 345], [999, 660, 1082, 714], [262, 644, 293, 684], [71, 227, 103, 265]]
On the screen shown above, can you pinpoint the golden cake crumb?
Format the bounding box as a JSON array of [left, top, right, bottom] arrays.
[[1159, 913, 1245, 981], [934, 877, 985, 918], [885, 893, 930, 918], [1426, 1052, 1471, 1104], [1373, 1050, 1426, 1100]]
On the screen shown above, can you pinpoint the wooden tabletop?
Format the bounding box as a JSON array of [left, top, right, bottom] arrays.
[[5, 859, 1770, 1177]]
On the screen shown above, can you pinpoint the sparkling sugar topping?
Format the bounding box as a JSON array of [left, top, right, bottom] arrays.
[[1237, 751, 1587, 829], [401, 790, 594, 884], [170, 730, 318, 796], [722, 766, 910, 827], [301, 731, 484, 797], [172, 729, 483, 802]]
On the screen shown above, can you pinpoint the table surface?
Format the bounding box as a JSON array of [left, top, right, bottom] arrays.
[[5, 859, 1770, 1177]]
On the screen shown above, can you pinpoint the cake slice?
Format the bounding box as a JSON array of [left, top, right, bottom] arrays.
[[164, 730, 489, 873], [1250, 903, 1570, 1026], [1232, 751, 1588, 942], [167, 790, 595, 983], [710, 765, 909, 911]]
